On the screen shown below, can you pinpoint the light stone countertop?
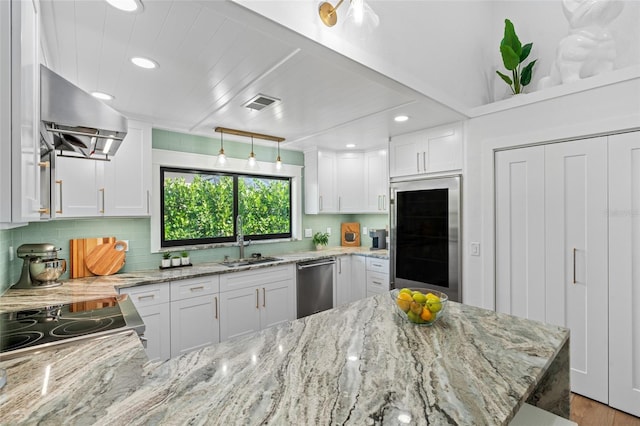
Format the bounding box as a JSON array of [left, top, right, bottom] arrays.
[[0, 292, 569, 425], [0, 247, 388, 313]]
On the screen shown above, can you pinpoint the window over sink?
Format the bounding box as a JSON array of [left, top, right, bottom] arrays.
[[160, 167, 291, 248]]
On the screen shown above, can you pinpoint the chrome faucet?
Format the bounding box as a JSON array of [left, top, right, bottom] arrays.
[[236, 215, 251, 259]]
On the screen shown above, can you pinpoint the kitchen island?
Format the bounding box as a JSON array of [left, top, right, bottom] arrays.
[[0, 291, 569, 425]]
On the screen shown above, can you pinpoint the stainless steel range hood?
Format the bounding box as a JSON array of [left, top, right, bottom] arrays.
[[40, 65, 127, 160]]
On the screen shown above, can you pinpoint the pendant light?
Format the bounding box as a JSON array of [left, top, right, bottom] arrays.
[[275, 141, 282, 170], [215, 131, 226, 167], [246, 136, 257, 169]]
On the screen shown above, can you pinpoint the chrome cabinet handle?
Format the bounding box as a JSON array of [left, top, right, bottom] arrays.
[[382, 195, 386, 210], [338, 258, 342, 274], [319, 195, 323, 211], [338, 196, 341, 211], [573, 248, 577, 284], [189, 286, 204, 292], [146, 190, 150, 214], [372, 280, 382, 285], [214, 296, 218, 319], [423, 152, 426, 172], [262, 288, 266, 307], [256, 289, 259, 309], [56, 180, 63, 214], [416, 153, 420, 172], [99, 188, 105, 213], [138, 294, 154, 301]]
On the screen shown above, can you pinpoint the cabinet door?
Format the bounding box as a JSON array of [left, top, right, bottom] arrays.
[[389, 132, 421, 177], [317, 151, 337, 212], [336, 152, 364, 212], [103, 120, 151, 216], [424, 125, 463, 173], [260, 279, 295, 330], [219, 286, 261, 341], [366, 271, 389, 296], [608, 131, 640, 416], [495, 146, 545, 322], [364, 149, 389, 212], [336, 256, 352, 306], [350, 255, 367, 302], [11, 0, 41, 222], [55, 156, 103, 217], [545, 137, 608, 403], [170, 294, 219, 358], [137, 303, 171, 362]]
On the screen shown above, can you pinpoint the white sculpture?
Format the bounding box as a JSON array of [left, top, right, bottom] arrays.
[[538, 0, 624, 89]]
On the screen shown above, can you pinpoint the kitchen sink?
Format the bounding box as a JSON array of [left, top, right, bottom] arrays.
[[220, 256, 281, 268]]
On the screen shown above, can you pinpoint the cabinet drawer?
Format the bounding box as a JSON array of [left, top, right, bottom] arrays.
[[171, 276, 219, 301], [220, 264, 294, 293], [120, 283, 170, 308], [366, 271, 389, 295], [366, 257, 389, 274]]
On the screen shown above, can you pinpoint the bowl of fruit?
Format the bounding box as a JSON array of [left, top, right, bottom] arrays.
[[391, 288, 448, 326]]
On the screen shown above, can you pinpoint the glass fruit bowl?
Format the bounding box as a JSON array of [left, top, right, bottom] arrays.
[[391, 288, 448, 326]]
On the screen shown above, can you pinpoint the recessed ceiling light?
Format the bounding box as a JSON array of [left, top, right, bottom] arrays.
[[91, 91, 114, 101], [394, 115, 409, 122], [346, 143, 356, 148], [131, 57, 158, 69], [105, 0, 143, 12]]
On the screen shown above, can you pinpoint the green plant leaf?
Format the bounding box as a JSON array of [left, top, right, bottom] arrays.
[[500, 45, 520, 71], [501, 19, 522, 58], [496, 70, 513, 86], [521, 59, 537, 86], [520, 43, 532, 62]]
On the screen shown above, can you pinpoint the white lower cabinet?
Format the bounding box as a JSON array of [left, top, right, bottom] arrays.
[[495, 131, 640, 416], [219, 264, 295, 341], [365, 257, 389, 297], [335, 255, 352, 306], [350, 255, 367, 302], [119, 283, 171, 363], [170, 275, 220, 358]]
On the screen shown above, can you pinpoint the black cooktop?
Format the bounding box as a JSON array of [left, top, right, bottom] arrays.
[[0, 296, 140, 359]]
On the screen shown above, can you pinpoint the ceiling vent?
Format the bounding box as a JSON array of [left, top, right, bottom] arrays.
[[243, 94, 280, 111]]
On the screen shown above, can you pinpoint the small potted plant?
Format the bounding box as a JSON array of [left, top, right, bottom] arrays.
[[496, 19, 537, 95], [161, 252, 171, 268], [181, 251, 190, 265], [312, 232, 329, 250], [171, 255, 181, 267]]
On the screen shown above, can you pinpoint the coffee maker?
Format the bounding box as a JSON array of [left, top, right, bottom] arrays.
[[369, 229, 387, 250], [12, 244, 67, 289]]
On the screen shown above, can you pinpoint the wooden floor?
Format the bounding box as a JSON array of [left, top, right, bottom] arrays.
[[571, 393, 640, 426]]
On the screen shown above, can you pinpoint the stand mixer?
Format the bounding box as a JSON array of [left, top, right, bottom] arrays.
[[12, 243, 67, 289]]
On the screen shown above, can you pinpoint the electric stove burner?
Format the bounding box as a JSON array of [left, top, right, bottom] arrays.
[[51, 317, 118, 337], [0, 296, 145, 360], [2, 331, 45, 351]]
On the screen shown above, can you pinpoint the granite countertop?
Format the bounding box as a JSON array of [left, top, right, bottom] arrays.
[[0, 293, 570, 425], [0, 247, 388, 313]]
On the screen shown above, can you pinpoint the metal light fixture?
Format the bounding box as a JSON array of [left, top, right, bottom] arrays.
[[318, 0, 379, 28], [215, 130, 226, 167], [275, 141, 282, 170], [247, 136, 257, 169]]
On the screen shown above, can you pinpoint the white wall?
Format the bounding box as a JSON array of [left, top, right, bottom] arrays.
[[463, 76, 640, 309]]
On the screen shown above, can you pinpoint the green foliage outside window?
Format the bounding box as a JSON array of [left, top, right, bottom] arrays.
[[162, 168, 291, 246]]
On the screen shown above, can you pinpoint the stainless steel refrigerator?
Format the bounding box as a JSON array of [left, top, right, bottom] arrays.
[[390, 175, 461, 302]]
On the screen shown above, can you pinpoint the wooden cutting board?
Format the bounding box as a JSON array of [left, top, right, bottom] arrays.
[[70, 237, 116, 278], [85, 240, 127, 276]]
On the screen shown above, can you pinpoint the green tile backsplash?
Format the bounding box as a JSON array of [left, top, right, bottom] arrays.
[[1, 128, 387, 294]]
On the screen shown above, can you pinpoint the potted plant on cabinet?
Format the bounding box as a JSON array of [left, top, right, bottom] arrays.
[[171, 255, 181, 267], [312, 232, 329, 250], [161, 252, 171, 268], [496, 19, 537, 95], [181, 251, 190, 265]]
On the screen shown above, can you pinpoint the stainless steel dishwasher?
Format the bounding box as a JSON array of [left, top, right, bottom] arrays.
[[296, 257, 335, 319]]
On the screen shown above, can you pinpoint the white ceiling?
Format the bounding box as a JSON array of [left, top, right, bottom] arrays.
[[39, 0, 467, 151]]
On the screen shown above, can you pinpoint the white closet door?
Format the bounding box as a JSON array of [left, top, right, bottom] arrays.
[[545, 137, 609, 403], [495, 146, 546, 321], [608, 131, 640, 417]]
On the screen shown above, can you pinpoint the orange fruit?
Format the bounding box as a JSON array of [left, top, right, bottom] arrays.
[[420, 307, 433, 322], [396, 292, 412, 312]]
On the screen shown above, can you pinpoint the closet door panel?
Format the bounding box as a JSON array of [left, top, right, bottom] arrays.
[[495, 146, 545, 321], [608, 132, 640, 417], [544, 137, 608, 404]]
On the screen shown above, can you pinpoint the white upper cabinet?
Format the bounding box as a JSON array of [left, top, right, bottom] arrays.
[[389, 123, 463, 178], [304, 147, 389, 214], [1, 0, 43, 226], [55, 120, 152, 218]]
